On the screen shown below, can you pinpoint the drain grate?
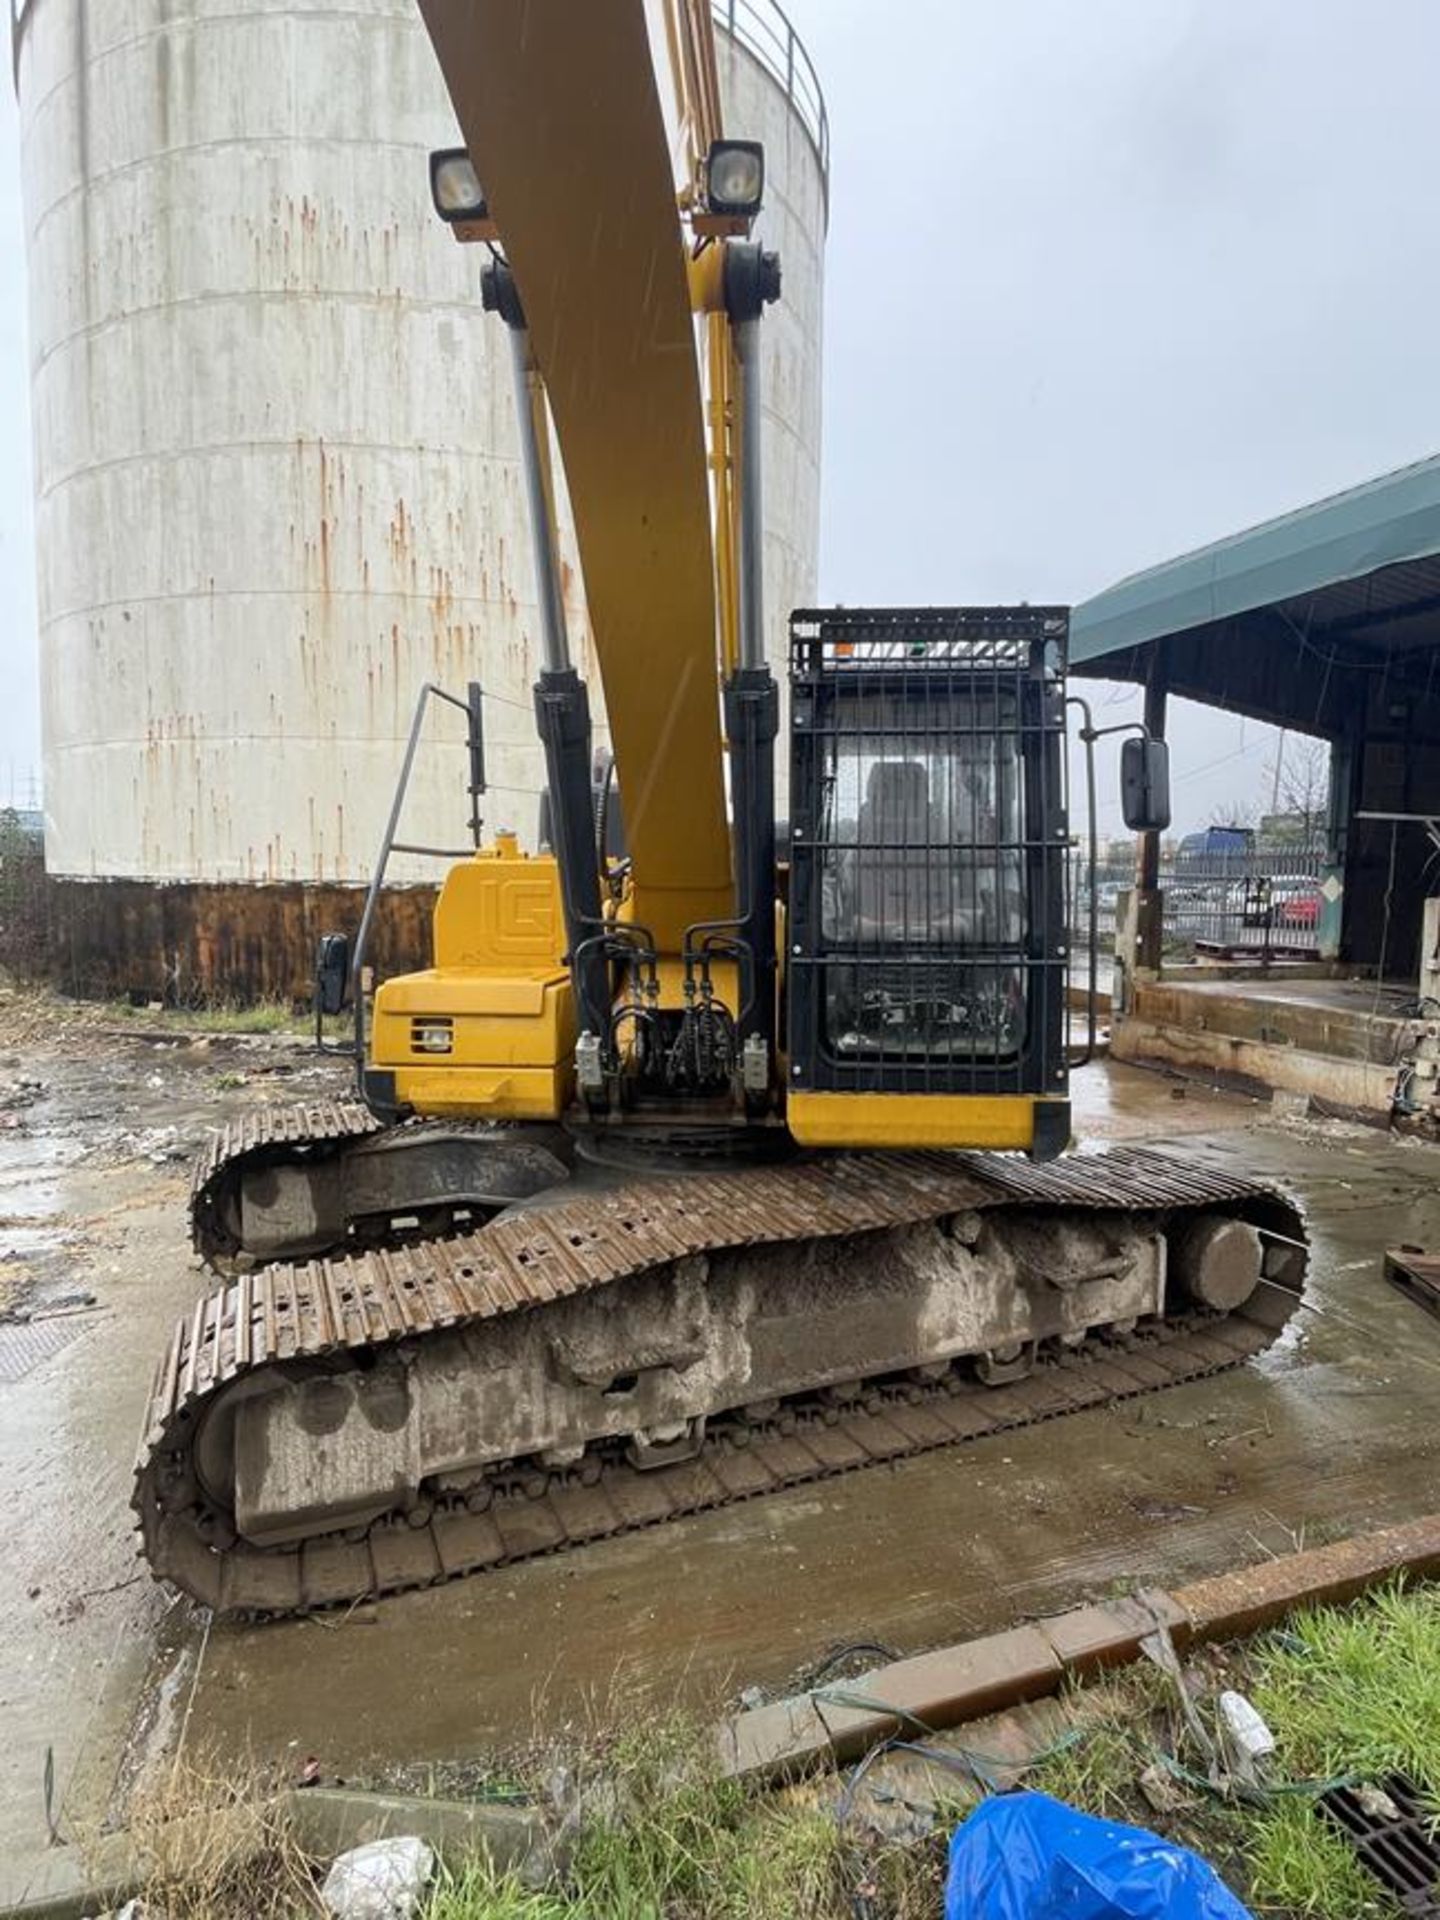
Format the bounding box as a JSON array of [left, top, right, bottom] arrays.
[[0, 1314, 90, 1384], [1319, 1777, 1440, 1916]]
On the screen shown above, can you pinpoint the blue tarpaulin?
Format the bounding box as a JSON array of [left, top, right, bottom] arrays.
[[944, 1791, 1255, 1920]]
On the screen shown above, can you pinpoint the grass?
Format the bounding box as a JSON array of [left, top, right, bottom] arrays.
[[0, 1258, 23, 1312], [1, 979, 324, 1044], [1249, 1581, 1440, 1788], [1246, 1798, 1389, 1917], [426, 1861, 571, 1920], [1031, 1582, 1440, 1918], [107, 996, 311, 1034], [1243, 1581, 1440, 1917], [123, 1744, 318, 1920], [187, 1001, 306, 1034], [708, 1802, 845, 1919], [1030, 1666, 1177, 1822], [413, 1709, 942, 1920], [108, 1587, 1440, 1920]]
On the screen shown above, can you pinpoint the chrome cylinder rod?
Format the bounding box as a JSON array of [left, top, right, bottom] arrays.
[[506, 325, 571, 675], [734, 316, 765, 672]]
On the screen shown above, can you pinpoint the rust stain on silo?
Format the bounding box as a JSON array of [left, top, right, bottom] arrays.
[[318, 441, 333, 592]]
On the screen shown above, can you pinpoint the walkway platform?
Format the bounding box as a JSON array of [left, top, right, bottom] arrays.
[[1112, 968, 1414, 1115]]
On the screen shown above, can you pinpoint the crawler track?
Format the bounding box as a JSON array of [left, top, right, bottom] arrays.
[[137, 1143, 1306, 1617], [190, 1103, 560, 1273], [190, 1102, 383, 1271]]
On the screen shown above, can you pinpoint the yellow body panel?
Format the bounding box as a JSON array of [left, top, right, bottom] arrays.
[[432, 842, 567, 972], [786, 1092, 1068, 1152], [370, 843, 574, 1120], [380, 974, 551, 1019], [385, 1063, 570, 1120], [373, 969, 573, 1066]]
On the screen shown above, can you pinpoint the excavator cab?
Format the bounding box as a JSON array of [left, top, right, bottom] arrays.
[[786, 607, 1071, 1155]]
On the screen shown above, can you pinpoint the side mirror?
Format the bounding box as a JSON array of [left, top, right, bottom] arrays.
[[315, 932, 350, 1016], [1120, 737, 1171, 834]]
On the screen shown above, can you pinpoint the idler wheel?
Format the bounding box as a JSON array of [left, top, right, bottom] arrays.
[[1171, 1216, 1264, 1313]]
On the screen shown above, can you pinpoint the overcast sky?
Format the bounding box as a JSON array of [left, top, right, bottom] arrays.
[[4, 0, 1439, 829]]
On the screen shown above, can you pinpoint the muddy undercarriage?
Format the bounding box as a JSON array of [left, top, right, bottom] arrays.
[[135, 1116, 1306, 1616]]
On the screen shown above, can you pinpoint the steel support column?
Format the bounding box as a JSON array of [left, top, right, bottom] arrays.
[[1134, 658, 1168, 972]]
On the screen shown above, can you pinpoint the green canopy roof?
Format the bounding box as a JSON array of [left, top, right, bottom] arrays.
[[1073, 454, 1440, 666]]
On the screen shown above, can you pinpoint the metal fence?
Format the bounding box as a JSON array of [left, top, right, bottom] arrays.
[[1074, 840, 1328, 961]]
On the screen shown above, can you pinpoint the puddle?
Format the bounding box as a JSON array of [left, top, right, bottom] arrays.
[[1250, 1316, 1312, 1375], [0, 1133, 85, 1175], [0, 1088, 85, 1297], [0, 1221, 78, 1260]]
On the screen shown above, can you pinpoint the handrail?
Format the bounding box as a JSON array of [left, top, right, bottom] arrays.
[[350, 679, 485, 1085], [712, 0, 829, 210]]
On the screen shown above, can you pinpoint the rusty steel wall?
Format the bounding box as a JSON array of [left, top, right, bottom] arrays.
[[18, 0, 827, 905], [43, 876, 438, 1004]]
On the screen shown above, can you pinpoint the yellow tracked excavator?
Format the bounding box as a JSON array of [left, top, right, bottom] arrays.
[[134, 0, 1308, 1614]]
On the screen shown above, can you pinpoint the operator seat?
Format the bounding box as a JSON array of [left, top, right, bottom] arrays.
[[852, 760, 952, 940]]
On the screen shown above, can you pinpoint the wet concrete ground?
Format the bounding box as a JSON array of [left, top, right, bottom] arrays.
[[4, 1008, 1440, 1885], [0, 1008, 342, 1878]]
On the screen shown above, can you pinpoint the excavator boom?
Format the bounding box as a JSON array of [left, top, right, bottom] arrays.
[[421, 0, 733, 948]]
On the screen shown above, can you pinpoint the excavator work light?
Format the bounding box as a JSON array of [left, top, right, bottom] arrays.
[[429, 147, 499, 244], [704, 139, 764, 217], [429, 148, 488, 222]]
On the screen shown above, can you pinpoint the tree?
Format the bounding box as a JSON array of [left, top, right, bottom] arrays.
[[1263, 734, 1329, 842], [0, 808, 48, 980], [1210, 798, 1259, 830]]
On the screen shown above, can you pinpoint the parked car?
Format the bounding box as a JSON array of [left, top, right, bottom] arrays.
[[1264, 877, 1319, 927], [1275, 888, 1321, 928]]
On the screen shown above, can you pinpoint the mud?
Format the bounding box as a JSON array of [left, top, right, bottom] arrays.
[[4, 1007, 1439, 1890], [0, 1003, 346, 1877]]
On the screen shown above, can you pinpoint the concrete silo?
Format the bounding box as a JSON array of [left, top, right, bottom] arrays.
[[13, 0, 826, 998]]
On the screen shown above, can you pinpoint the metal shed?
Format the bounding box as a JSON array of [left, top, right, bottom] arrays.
[[1073, 454, 1440, 975]]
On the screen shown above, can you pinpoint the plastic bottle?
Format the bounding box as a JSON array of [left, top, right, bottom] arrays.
[[1218, 1690, 1277, 1770]]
